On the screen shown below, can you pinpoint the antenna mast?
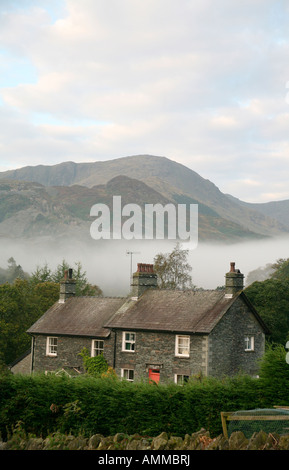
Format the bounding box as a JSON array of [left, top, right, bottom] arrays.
[[126, 250, 140, 280]]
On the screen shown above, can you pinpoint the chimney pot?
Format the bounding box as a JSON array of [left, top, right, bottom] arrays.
[[225, 262, 244, 296], [132, 263, 157, 298], [137, 263, 154, 273]]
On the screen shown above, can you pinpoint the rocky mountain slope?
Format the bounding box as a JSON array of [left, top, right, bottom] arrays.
[[1, 155, 288, 241]]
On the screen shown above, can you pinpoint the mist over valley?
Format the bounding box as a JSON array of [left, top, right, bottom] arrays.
[[1, 155, 289, 295], [1, 235, 288, 297]]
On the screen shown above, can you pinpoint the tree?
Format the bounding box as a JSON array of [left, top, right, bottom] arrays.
[[153, 243, 194, 290], [30, 262, 52, 283], [245, 258, 289, 287], [0, 260, 102, 366], [0, 257, 29, 284], [6, 257, 27, 282], [0, 279, 58, 365], [31, 259, 102, 296], [246, 263, 274, 285], [32, 282, 60, 312], [259, 343, 289, 387], [245, 278, 289, 345], [245, 257, 289, 345], [271, 258, 289, 281]]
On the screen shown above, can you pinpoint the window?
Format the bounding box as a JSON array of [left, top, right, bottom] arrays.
[[91, 339, 104, 356], [175, 374, 190, 385], [46, 337, 58, 356], [122, 332, 136, 352], [121, 368, 134, 382], [245, 335, 254, 351], [175, 335, 190, 357]]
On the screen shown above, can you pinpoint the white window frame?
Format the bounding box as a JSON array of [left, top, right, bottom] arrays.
[[122, 331, 136, 352], [121, 368, 134, 382], [46, 336, 58, 356], [245, 335, 254, 351], [175, 335, 190, 357], [91, 339, 104, 357], [174, 374, 190, 385]]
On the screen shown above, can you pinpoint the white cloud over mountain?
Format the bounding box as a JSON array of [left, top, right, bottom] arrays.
[[1, 0, 289, 202]]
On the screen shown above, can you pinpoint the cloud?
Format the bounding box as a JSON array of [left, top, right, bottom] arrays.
[[0, 0, 289, 201]]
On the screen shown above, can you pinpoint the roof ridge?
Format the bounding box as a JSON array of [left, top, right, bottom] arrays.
[[74, 295, 126, 299], [191, 292, 237, 332]]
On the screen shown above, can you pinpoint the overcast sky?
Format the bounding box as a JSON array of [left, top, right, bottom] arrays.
[[1, 0, 289, 203]]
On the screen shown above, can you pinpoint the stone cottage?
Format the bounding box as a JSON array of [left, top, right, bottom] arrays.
[[26, 262, 269, 382]]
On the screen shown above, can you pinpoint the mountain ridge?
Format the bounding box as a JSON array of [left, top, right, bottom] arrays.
[[0, 175, 263, 241], [1, 154, 288, 240]]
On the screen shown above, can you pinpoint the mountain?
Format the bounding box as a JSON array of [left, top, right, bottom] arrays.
[[0, 154, 288, 240], [0, 176, 262, 241], [226, 194, 289, 231]]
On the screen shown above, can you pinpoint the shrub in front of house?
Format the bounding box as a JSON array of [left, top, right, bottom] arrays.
[[0, 367, 288, 441]]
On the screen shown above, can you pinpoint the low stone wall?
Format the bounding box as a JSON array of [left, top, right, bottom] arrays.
[[1, 428, 289, 450]]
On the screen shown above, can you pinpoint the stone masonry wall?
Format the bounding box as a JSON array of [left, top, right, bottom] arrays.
[[31, 334, 115, 373], [113, 329, 207, 383], [1, 429, 287, 450], [208, 296, 265, 377], [10, 352, 31, 375]]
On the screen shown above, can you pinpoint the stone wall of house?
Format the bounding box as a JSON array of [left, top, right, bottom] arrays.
[[113, 329, 207, 383], [10, 352, 31, 375], [31, 329, 207, 382], [208, 295, 265, 377], [31, 334, 115, 374]]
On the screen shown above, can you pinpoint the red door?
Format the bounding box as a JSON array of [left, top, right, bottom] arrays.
[[149, 368, 160, 384]]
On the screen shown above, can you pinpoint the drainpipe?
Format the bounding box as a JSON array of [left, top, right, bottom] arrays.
[[30, 336, 35, 374], [113, 330, 117, 369]]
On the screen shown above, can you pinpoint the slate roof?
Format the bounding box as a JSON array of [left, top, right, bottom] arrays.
[[27, 296, 125, 337], [27, 288, 269, 338], [105, 289, 238, 334]]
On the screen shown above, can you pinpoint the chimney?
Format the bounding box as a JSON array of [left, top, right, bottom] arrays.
[[131, 263, 158, 298], [59, 269, 76, 303], [225, 262, 244, 297]]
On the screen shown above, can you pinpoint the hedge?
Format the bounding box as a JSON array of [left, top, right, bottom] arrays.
[[1, 371, 288, 441]]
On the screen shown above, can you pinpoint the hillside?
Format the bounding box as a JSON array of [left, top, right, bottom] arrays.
[[1, 154, 288, 239], [0, 176, 263, 242], [226, 194, 289, 231]]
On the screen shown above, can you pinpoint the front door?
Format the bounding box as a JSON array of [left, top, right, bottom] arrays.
[[149, 368, 160, 384]]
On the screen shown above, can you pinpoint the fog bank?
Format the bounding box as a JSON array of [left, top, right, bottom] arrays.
[[1, 235, 289, 296]]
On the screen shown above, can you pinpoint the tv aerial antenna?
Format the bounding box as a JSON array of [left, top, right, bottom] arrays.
[[126, 250, 141, 280]]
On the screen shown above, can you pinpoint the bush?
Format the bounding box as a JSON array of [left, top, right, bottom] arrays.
[[78, 348, 109, 377], [258, 343, 289, 404], [1, 369, 289, 441]]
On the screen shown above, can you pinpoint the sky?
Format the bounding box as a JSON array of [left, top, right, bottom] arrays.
[[1, 0, 289, 203]]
